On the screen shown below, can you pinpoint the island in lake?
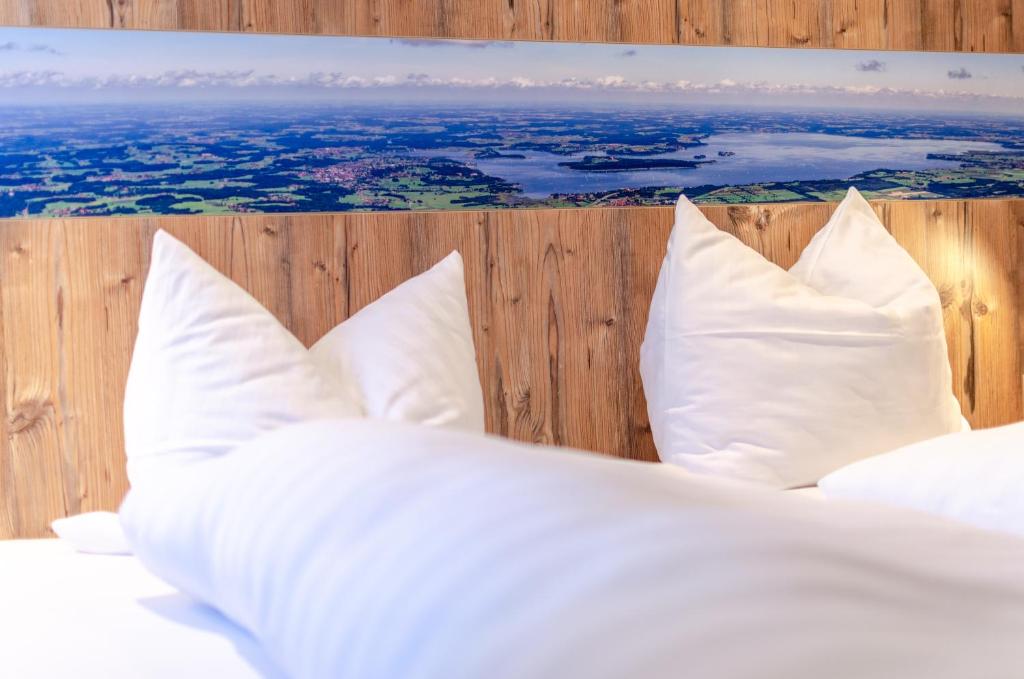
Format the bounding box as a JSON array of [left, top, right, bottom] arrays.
[[557, 155, 712, 172]]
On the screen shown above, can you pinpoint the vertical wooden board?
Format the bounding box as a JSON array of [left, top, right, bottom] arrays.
[[607, 0, 680, 43], [912, 201, 975, 420], [501, 0, 553, 40], [0, 225, 13, 538], [179, 0, 243, 31], [229, 216, 293, 329], [481, 210, 560, 444], [240, 0, 504, 39], [240, 0, 317, 33], [285, 214, 345, 347], [921, 0, 962, 50], [672, 0, 773, 46], [547, 0, 611, 42], [830, 0, 887, 49], [960, 0, 1013, 51], [15, 0, 113, 27], [435, 0, 519, 41], [723, 0, 770, 45], [1014, 0, 1024, 50], [966, 201, 1021, 426], [540, 0, 675, 43], [0, 221, 67, 538], [0, 0, 26, 23], [879, 201, 928, 269], [541, 209, 630, 456], [57, 221, 147, 516], [677, 0, 725, 44], [614, 206, 672, 461], [883, 0, 926, 49], [342, 212, 418, 310], [766, 0, 826, 47], [127, 0, 242, 31], [1015, 201, 1024, 412]]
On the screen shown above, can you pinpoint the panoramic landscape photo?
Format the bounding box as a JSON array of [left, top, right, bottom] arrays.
[[0, 28, 1022, 218]]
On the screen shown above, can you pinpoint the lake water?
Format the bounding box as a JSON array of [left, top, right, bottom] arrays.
[[418, 132, 1004, 197]]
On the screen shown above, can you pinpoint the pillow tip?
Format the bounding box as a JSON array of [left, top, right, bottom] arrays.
[[674, 193, 697, 212], [841, 185, 875, 213]]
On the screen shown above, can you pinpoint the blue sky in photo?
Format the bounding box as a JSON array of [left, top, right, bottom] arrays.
[[1, 27, 1023, 113]]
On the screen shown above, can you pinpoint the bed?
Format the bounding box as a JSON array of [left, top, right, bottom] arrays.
[[0, 539, 282, 678]]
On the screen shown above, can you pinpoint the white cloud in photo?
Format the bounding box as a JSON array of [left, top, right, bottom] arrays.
[[3, 67, 1021, 114], [0, 41, 63, 55], [391, 38, 515, 49], [856, 59, 886, 72]]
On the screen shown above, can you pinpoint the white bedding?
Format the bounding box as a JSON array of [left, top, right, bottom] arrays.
[[787, 485, 825, 500], [0, 539, 281, 679], [123, 419, 1024, 679]]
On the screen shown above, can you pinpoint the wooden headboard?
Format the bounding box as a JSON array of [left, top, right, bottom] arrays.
[[2, 0, 1023, 538]]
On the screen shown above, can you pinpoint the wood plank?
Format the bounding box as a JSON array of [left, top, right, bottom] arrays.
[[285, 214, 345, 347], [884, 0, 926, 50], [765, 0, 826, 47], [880, 202, 969, 420], [547, 0, 679, 43], [168, 0, 242, 31], [0, 224, 13, 539], [1015, 0, 1024, 50], [960, 0, 1013, 51], [0, 221, 68, 539], [605, 207, 669, 461], [922, 0, 962, 51], [1015, 200, 1024, 410], [480, 210, 558, 444], [830, 0, 887, 49], [9, 0, 112, 27], [677, 0, 727, 44], [966, 200, 1022, 427], [57, 221, 146, 516]]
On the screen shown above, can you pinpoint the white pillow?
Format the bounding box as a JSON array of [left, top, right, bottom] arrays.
[[310, 252, 484, 432], [640, 188, 961, 488], [51, 512, 132, 555], [124, 230, 362, 487], [820, 422, 1024, 536], [124, 231, 484, 488], [121, 419, 1024, 679]]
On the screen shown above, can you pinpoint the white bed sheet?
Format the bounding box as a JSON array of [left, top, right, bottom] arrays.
[[787, 485, 825, 499], [0, 539, 281, 679]]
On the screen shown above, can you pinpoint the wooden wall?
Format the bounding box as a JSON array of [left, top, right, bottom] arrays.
[[1, 0, 1022, 537], [3, 201, 1023, 538], [1, 0, 1022, 51]]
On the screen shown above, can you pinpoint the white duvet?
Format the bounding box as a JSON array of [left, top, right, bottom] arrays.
[[121, 420, 1024, 679]]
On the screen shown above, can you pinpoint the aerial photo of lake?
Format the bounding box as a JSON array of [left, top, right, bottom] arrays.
[[1, 28, 1022, 217]]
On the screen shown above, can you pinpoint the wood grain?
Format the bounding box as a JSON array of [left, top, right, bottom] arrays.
[[1, 0, 1021, 50], [2, 199, 1023, 538]]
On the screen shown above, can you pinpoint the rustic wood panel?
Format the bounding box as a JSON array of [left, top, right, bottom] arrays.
[[2, 199, 1022, 538], [1, 0, 1021, 51]]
